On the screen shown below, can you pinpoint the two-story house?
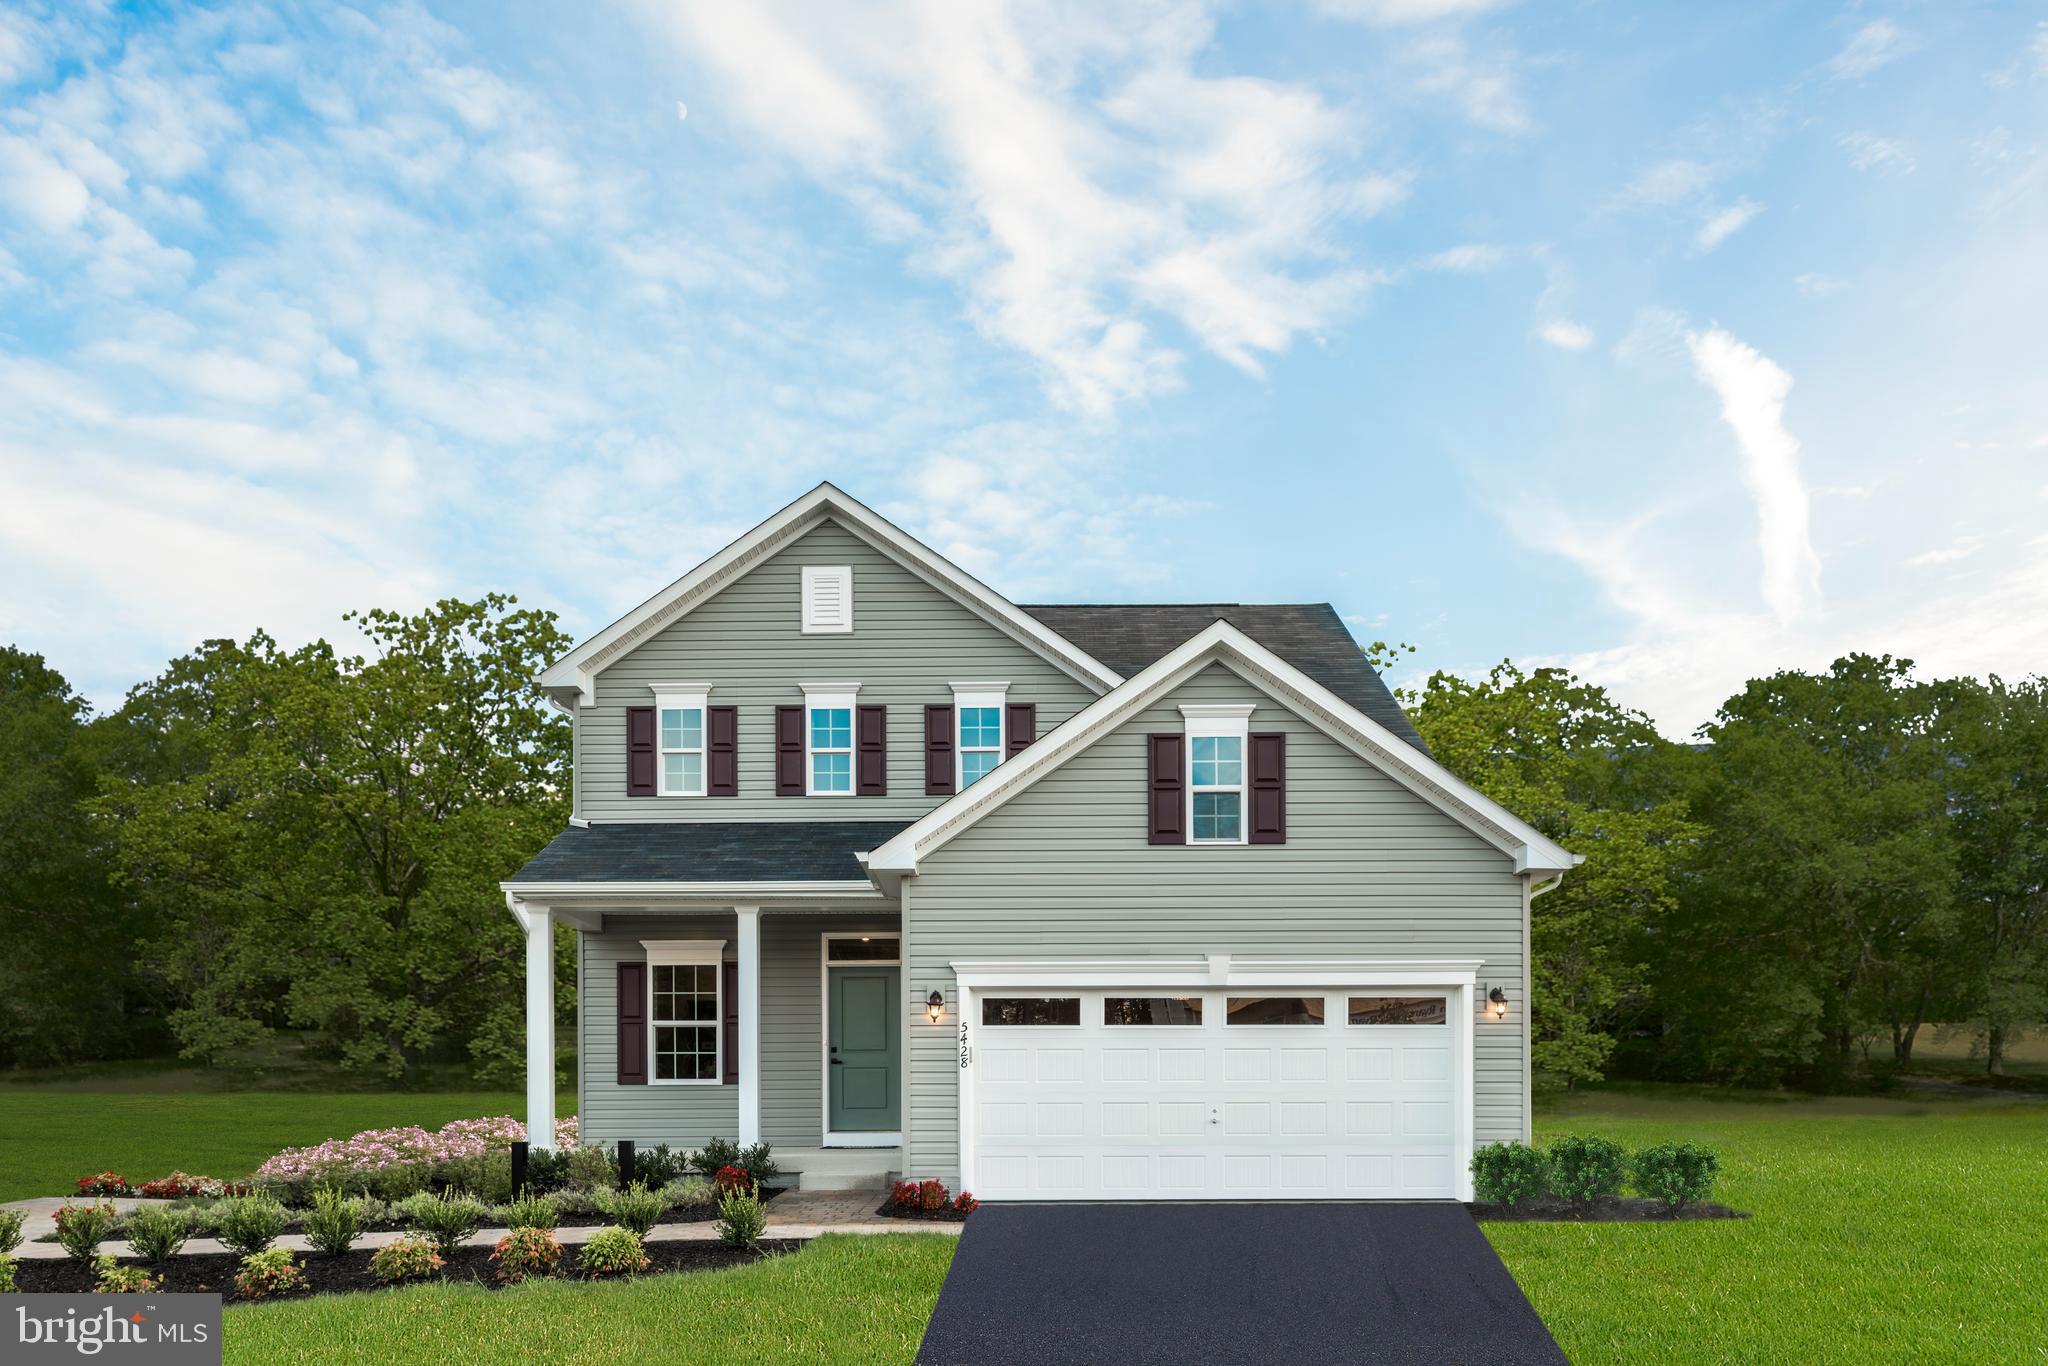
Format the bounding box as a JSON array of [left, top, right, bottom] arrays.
[[502, 484, 1575, 1201]]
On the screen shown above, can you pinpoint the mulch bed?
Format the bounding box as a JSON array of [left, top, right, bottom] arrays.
[[873, 1199, 972, 1223], [15, 1239, 804, 1303], [1468, 1195, 1748, 1222]]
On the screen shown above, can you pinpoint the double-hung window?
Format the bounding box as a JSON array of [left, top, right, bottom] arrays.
[[642, 941, 723, 1084], [803, 684, 858, 795], [1183, 704, 1253, 844], [652, 687, 709, 797], [951, 684, 1008, 788]]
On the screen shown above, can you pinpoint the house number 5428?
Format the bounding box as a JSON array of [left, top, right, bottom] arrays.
[[958, 1021, 971, 1070]]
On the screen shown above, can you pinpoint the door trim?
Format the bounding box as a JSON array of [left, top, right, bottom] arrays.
[[821, 932, 903, 1148], [954, 959, 1478, 1200]]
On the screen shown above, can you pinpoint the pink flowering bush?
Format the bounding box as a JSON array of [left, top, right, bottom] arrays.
[[254, 1116, 578, 1203]]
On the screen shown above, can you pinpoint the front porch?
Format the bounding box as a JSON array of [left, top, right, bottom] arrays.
[[505, 878, 908, 1165]]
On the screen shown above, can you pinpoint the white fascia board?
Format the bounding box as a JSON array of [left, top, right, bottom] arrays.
[[536, 484, 1121, 704], [499, 880, 887, 903], [950, 956, 1484, 989], [866, 620, 1579, 877]]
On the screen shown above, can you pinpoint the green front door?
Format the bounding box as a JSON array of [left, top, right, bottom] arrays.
[[828, 966, 900, 1133]]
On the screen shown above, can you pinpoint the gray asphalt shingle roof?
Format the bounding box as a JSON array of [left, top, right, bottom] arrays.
[[1020, 602, 1428, 753], [507, 820, 913, 884]]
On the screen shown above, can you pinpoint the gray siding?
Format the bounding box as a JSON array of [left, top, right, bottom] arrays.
[[901, 663, 1529, 1188], [579, 911, 897, 1150], [579, 519, 1099, 822]]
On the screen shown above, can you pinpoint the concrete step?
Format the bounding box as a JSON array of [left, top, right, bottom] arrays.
[[780, 1146, 901, 1193]]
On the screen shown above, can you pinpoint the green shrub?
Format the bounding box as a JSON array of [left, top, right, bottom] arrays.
[[369, 1237, 443, 1283], [94, 1255, 160, 1293], [564, 1146, 616, 1192], [551, 1189, 601, 1221], [124, 1205, 191, 1262], [630, 1143, 691, 1186], [0, 1207, 26, 1256], [491, 1226, 563, 1283], [738, 1142, 779, 1188], [54, 1203, 118, 1264], [1631, 1140, 1721, 1210], [577, 1226, 648, 1277], [434, 1154, 515, 1204], [1470, 1142, 1551, 1207], [366, 1163, 431, 1203], [303, 1187, 363, 1256], [1547, 1135, 1627, 1208], [233, 1248, 307, 1299], [523, 1147, 573, 1194], [715, 1190, 766, 1250], [660, 1177, 713, 1210], [0, 1254, 15, 1293], [401, 1190, 488, 1259], [216, 1195, 288, 1256], [499, 1193, 558, 1232], [594, 1181, 668, 1236], [690, 1138, 742, 1180]]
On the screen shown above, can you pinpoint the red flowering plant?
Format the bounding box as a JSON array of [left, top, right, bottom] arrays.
[[919, 1179, 949, 1211], [890, 1180, 922, 1211], [713, 1164, 754, 1197], [138, 1172, 246, 1199], [952, 1192, 980, 1214], [75, 1172, 131, 1197]]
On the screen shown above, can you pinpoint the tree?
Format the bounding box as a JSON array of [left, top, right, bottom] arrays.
[[1674, 656, 1958, 1083], [1405, 661, 1702, 1086], [100, 596, 572, 1080]]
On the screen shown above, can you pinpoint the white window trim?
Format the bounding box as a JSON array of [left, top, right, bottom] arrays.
[[641, 939, 726, 1087], [649, 685, 711, 797], [1182, 703, 1254, 845], [802, 683, 861, 797], [951, 682, 1009, 791], [801, 565, 854, 634], [818, 932, 903, 1148]]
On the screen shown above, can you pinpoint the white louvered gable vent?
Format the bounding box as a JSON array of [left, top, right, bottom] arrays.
[[801, 565, 854, 634]]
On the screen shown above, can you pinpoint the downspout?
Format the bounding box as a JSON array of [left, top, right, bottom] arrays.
[[1522, 873, 1565, 1143]]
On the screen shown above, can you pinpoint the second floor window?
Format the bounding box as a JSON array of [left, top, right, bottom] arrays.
[[1190, 733, 1244, 841], [660, 705, 704, 796], [959, 706, 1002, 786], [810, 705, 853, 793]]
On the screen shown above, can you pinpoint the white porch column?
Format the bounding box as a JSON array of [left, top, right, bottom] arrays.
[[735, 905, 761, 1146], [522, 903, 556, 1152]]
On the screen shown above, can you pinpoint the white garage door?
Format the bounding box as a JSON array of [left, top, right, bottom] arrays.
[[967, 988, 1463, 1201]]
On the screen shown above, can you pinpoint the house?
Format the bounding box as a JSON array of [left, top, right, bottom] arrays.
[[503, 484, 1576, 1201]]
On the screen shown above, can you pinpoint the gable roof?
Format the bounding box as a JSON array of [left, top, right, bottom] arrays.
[[863, 619, 1578, 887], [1021, 604, 1426, 753], [508, 819, 912, 886], [537, 484, 1122, 707]]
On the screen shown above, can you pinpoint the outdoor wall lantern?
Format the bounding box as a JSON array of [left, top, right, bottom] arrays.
[[926, 990, 947, 1023], [1487, 987, 1510, 1019]]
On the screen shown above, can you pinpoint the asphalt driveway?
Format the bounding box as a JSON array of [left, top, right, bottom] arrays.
[[917, 1202, 1565, 1366]]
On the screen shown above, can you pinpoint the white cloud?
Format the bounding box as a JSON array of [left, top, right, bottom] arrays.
[[1841, 132, 1914, 174], [1405, 35, 1529, 133], [1906, 536, 1984, 568], [1695, 198, 1762, 252], [1686, 328, 1822, 624], [0, 131, 91, 230], [648, 2, 1399, 414], [1423, 243, 1507, 272], [1794, 272, 1846, 297], [1538, 320, 1593, 351], [1313, 0, 1512, 23], [1828, 20, 1911, 81], [1617, 158, 1715, 208]]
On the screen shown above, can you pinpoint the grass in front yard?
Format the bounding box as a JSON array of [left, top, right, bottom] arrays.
[[0, 1081, 529, 1201], [1490, 1090, 2048, 1363], [224, 1233, 959, 1365]]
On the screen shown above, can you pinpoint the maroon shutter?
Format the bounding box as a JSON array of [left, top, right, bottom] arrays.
[[925, 704, 956, 795], [1147, 733, 1186, 845], [616, 960, 648, 1085], [857, 705, 888, 795], [707, 706, 738, 796], [721, 960, 739, 1085], [626, 707, 657, 797], [775, 705, 805, 796], [1249, 732, 1286, 844], [1005, 702, 1036, 757]]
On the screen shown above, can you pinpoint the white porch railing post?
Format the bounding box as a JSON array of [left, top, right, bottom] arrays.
[[523, 902, 556, 1152], [736, 906, 761, 1146]]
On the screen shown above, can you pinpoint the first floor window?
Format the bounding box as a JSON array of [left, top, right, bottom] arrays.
[[644, 941, 723, 1083]]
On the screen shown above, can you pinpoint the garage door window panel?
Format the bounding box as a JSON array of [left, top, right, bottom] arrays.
[[1226, 996, 1326, 1026], [1348, 996, 1448, 1026], [982, 997, 1082, 1026], [1105, 996, 1203, 1026]]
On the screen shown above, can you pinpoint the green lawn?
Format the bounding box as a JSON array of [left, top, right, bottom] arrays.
[[1493, 1089, 2048, 1363], [225, 1233, 958, 1365], [0, 1077, 528, 1201]]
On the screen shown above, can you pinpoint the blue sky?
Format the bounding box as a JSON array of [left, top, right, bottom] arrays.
[[1, 1, 2043, 733]]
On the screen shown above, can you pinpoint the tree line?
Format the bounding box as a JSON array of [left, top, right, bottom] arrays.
[[2, 597, 2042, 1090]]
